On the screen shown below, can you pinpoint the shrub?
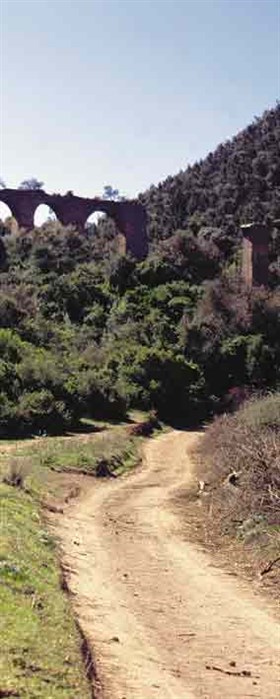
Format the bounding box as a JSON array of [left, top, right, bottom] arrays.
[[76, 369, 128, 420], [117, 346, 202, 421], [0, 392, 16, 436], [240, 393, 280, 431], [3, 456, 31, 488], [196, 393, 280, 531], [16, 390, 72, 436], [0, 328, 25, 363], [0, 294, 24, 328]]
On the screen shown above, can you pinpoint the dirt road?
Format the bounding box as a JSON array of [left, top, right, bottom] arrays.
[[51, 431, 280, 698]]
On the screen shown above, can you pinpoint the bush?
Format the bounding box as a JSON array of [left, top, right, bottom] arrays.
[[76, 368, 128, 420], [0, 328, 25, 363], [0, 392, 16, 436], [116, 346, 202, 421], [16, 390, 72, 436], [196, 393, 280, 530], [3, 456, 31, 488], [0, 294, 24, 328], [240, 393, 280, 431]]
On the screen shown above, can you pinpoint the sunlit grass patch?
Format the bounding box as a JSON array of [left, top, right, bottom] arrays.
[[0, 483, 91, 698], [38, 428, 139, 476]]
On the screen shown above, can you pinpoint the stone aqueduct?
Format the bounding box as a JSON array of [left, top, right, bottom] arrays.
[[0, 189, 148, 260], [0, 189, 271, 285]]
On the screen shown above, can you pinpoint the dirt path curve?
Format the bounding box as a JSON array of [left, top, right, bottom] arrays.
[[51, 431, 280, 699]]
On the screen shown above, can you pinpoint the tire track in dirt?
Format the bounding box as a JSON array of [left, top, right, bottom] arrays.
[[50, 431, 280, 698]]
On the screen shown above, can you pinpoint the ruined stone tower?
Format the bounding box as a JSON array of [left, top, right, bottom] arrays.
[[241, 223, 269, 286]]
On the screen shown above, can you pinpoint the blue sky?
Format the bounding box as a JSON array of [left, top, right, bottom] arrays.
[[0, 0, 279, 201]]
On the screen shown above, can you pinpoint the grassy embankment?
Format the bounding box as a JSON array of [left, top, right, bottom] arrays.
[[190, 393, 280, 592], [0, 415, 156, 698]]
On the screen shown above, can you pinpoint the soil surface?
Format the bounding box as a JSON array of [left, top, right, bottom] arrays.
[[50, 431, 280, 699]]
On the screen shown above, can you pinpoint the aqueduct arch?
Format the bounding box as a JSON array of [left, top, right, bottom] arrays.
[[0, 189, 148, 260]]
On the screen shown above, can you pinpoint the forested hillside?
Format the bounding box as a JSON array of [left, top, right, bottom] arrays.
[[141, 104, 280, 281], [0, 106, 279, 436]]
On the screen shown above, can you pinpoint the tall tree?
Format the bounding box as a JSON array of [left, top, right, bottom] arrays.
[[102, 185, 122, 201], [19, 178, 44, 190]]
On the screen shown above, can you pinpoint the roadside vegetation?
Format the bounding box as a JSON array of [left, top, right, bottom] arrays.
[[192, 393, 280, 590], [0, 479, 92, 698], [0, 417, 152, 697]]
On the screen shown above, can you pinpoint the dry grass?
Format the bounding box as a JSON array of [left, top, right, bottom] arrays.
[[197, 397, 280, 526], [2, 456, 32, 488], [190, 393, 280, 593]]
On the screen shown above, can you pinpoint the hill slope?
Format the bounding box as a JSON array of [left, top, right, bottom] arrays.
[[141, 104, 280, 246]]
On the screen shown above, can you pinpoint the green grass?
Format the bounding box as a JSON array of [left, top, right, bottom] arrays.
[[38, 428, 140, 476], [0, 427, 142, 495], [0, 484, 91, 698]]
